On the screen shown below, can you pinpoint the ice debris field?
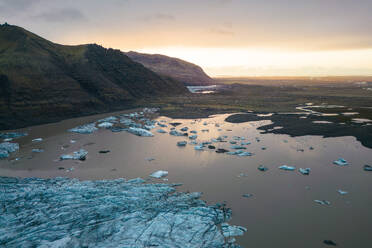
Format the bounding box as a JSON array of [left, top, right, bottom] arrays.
[[0, 176, 244, 248]]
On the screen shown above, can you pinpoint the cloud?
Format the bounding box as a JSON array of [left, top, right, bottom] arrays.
[[208, 28, 235, 36], [141, 13, 175, 22], [32, 8, 86, 23], [0, 0, 41, 15]]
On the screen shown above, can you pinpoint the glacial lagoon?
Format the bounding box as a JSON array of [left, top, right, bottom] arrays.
[[1, 109, 372, 248]]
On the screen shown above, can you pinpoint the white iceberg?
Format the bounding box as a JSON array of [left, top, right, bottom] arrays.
[[60, 149, 88, 161], [279, 165, 296, 171], [150, 170, 169, 178], [69, 123, 98, 134], [127, 127, 154, 137]]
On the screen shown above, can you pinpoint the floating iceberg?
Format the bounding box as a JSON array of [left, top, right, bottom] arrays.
[[189, 135, 198, 140], [150, 170, 168, 178], [69, 123, 98, 134], [230, 145, 246, 150], [279, 165, 296, 171], [299, 168, 311, 175], [180, 127, 189, 132], [177, 141, 187, 146], [60, 149, 88, 161], [32, 138, 43, 142], [227, 150, 244, 155], [242, 194, 253, 198], [258, 165, 268, 171], [0, 176, 243, 247], [127, 127, 154, 137], [156, 129, 167, 133], [314, 200, 331, 205], [169, 130, 186, 136], [0, 132, 27, 139], [238, 152, 253, 157], [338, 190, 348, 195], [333, 158, 348, 166], [190, 130, 197, 134], [0, 142, 19, 158], [97, 122, 114, 128], [97, 116, 117, 123], [364, 165, 372, 171], [221, 223, 247, 237], [32, 149, 44, 153], [194, 145, 204, 150]]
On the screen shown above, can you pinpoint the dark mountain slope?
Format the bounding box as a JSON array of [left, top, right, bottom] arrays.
[[125, 51, 215, 86], [0, 24, 186, 130]]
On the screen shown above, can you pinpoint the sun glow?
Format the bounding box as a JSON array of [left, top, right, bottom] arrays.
[[138, 47, 372, 77]]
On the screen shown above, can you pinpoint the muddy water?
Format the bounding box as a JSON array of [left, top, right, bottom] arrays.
[[1, 111, 372, 248]]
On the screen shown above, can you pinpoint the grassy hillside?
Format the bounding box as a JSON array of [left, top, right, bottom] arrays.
[[0, 24, 186, 130], [125, 51, 215, 86]]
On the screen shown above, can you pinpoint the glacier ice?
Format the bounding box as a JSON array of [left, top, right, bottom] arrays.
[[156, 129, 167, 133], [0, 132, 27, 139], [0, 176, 244, 247], [177, 141, 187, 146], [32, 138, 43, 142]]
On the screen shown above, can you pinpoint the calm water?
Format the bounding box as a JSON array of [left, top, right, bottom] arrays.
[[1, 111, 372, 248]]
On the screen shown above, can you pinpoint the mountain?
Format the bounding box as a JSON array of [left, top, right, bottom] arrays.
[[125, 51, 215, 86], [0, 24, 187, 130]]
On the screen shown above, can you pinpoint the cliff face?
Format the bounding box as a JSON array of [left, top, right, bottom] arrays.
[[0, 24, 187, 130], [125, 51, 215, 86]]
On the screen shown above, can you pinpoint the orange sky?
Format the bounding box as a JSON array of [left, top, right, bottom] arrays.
[[1, 0, 372, 76]]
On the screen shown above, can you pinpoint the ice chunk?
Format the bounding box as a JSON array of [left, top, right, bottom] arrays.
[[333, 158, 348, 166], [156, 129, 167, 133], [194, 145, 204, 150], [0, 132, 27, 139], [69, 123, 98, 134], [0, 142, 19, 153], [169, 130, 186, 136], [258, 165, 268, 171], [323, 240, 337, 246], [241, 141, 251, 145], [0, 142, 19, 158], [32, 149, 44, 153], [180, 127, 189, 132], [364, 165, 372, 171], [190, 130, 197, 134], [150, 170, 168, 178], [338, 190, 348, 195], [32, 138, 43, 142], [230, 145, 246, 150], [238, 152, 253, 157], [230, 141, 237, 144], [242, 194, 253, 198], [97, 122, 114, 128], [60, 149, 88, 161], [189, 135, 198, 140], [227, 150, 244, 155], [279, 165, 296, 171], [97, 116, 117, 123], [299, 168, 311, 175], [127, 127, 154, 137], [221, 223, 247, 237], [177, 141, 187, 146], [314, 200, 331, 205]]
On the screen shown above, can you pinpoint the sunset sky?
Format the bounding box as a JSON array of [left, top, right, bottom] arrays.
[[1, 0, 372, 76]]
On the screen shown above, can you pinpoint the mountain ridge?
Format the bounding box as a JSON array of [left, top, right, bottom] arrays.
[[125, 51, 215, 86], [0, 24, 187, 130]]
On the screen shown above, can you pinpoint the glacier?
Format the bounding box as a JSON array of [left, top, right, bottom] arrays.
[[0, 177, 245, 247]]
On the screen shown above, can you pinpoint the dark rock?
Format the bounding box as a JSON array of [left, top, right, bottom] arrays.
[[216, 148, 229, 153], [323, 240, 337, 246], [99, 150, 110, 154], [170, 122, 182, 127], [208, 145, 216, 149], [58, 167, 65, 170]]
